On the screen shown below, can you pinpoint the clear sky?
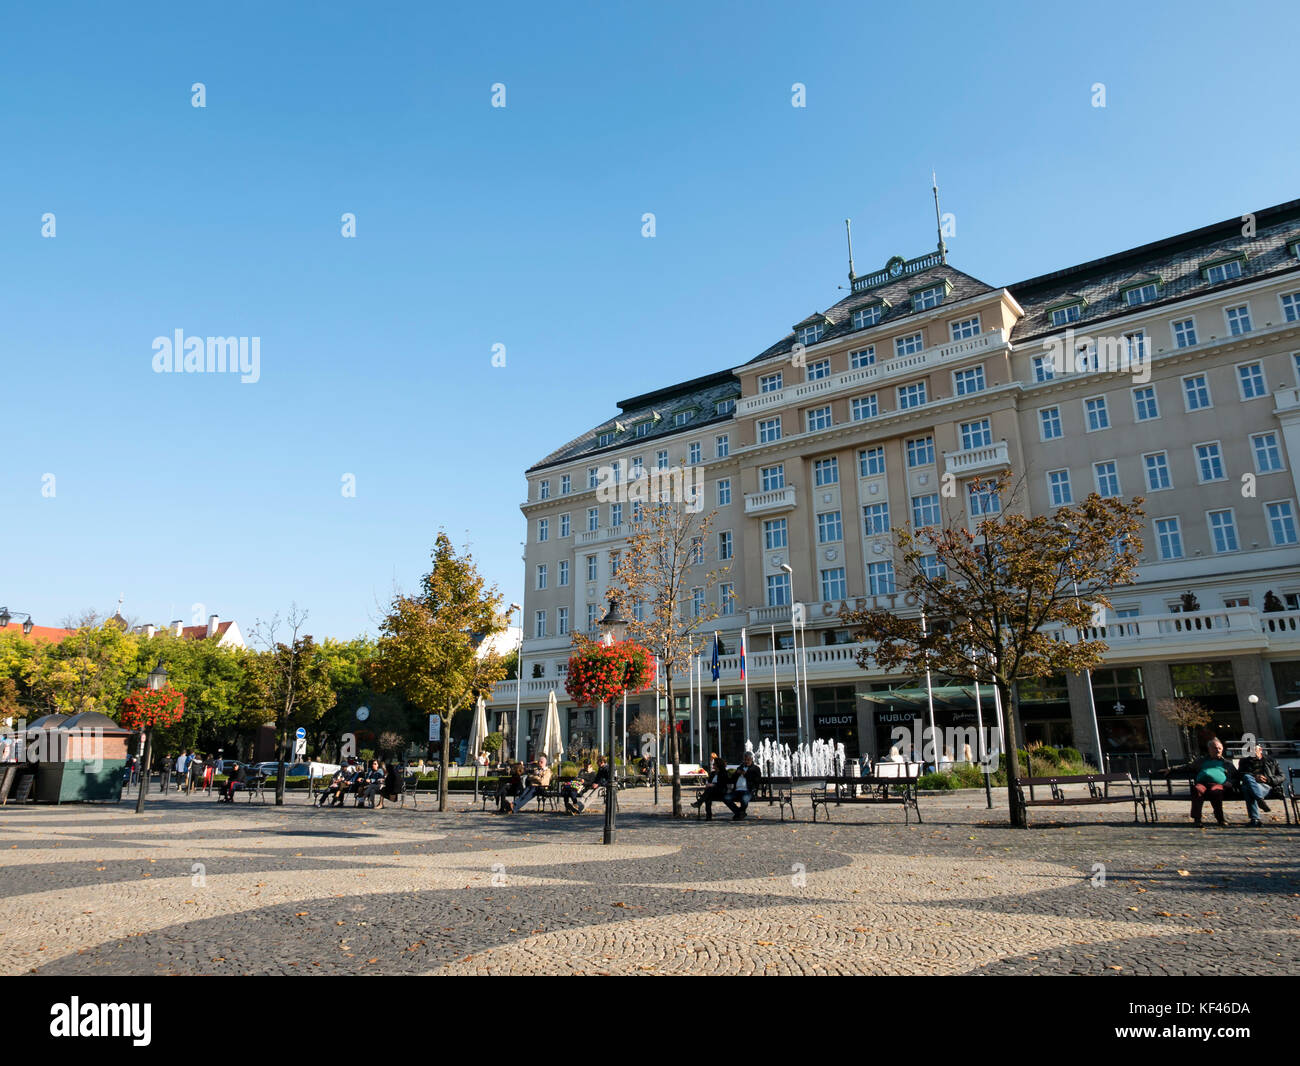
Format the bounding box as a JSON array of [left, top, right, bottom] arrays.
[[2, 0, 1297, 640]]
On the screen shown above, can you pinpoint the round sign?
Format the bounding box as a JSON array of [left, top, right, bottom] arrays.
[[295, 727, 306, 740], [356, 706, 370, 722]]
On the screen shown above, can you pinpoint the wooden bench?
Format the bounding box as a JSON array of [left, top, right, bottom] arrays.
[[1015, 772, 1146, 825], [756, 775, 797, 822], [1145, 765, 1292, 825], [811, 772, 921, 824], [220, 773, 267, 804]]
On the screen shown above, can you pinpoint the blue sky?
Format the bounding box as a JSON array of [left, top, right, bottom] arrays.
[[2, 0, 1297, 640]]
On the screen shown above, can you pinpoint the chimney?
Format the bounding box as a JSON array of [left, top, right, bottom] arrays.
[[145, 624, 156, 639], [207, 613, 219, 638], [171, 620, 183, 637]]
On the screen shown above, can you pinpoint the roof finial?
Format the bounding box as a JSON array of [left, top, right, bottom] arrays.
[[932, 171, 947, 261], [844, 218, 856, 283]]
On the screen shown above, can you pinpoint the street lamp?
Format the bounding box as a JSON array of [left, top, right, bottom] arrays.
[[597, 593, 630, 845], [135, 662, 169, 814], [779, 564, 803, 743], [509, 603, 523, 761], [0, 608, 36, 636]]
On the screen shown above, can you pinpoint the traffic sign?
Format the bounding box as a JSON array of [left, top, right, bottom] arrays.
[[295, 727, 306, 741]]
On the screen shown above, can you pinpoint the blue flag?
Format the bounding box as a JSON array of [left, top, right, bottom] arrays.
[[710, 632, 720, 682]]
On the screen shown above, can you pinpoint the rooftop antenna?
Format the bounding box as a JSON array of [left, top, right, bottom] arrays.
[[844, 218, 857, 284], [932, 171, 947, 261]]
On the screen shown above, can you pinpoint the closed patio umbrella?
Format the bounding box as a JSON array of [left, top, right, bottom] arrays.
[[468, 697, 489, 761], [540, 690, 564, 766]]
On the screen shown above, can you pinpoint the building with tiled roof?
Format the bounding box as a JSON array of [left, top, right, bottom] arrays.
[[499, 198, 1300, 766]]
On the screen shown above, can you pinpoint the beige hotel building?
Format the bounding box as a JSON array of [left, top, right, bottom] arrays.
[[493, 199, 1300, 767]]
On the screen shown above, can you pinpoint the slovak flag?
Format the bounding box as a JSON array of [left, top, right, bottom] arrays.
[[739, 628, 747, 681], [710, 632, 721, 682]]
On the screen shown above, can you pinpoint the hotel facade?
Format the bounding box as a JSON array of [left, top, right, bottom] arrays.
[[492, 200, 1300, 767]]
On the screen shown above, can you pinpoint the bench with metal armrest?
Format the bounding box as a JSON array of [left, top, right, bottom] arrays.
[[1015, 772, 1147, 825], [811, 772, 922, 824]]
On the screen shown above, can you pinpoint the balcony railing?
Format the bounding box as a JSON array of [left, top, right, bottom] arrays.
[[943, 439, 1010, 476], [576, 523, 629, 546], [743, 485, 797, 516]]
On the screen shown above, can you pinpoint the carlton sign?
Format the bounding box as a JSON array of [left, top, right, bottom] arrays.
[[816, 592, 922, 617]]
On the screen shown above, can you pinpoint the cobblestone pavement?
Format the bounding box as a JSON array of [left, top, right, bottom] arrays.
[[1, 787, 1296, 976]]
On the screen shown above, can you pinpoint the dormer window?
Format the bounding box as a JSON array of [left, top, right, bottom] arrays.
[[1201, 255, 1245, 284], [1290, 239, 1300, 261], [714, 398, 736, 416], [1048, 301, 1083, 327], [673, 410, 693, 427], [910, 281, 950, 312], [1122, 281, 1160, 307], [796, 322, 825, 346], [851, 303, 883, 330], [635, 421, 653, 437], [598, 431, 615, 447]]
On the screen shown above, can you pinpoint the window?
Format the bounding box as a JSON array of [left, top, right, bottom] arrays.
[[918, 554, 946, 579], [1203, 258, 1243, 284], [635, 421, 653, 438], [1123, 282, 1159, 306], [867, 561, 895, 595], [536, 564, 547, 589], [759, 372, 783, 393], [609, 459, 621, 484], [1195, 442, 1225, 482], [1252, 432, 1284, 473], [821, 568, 848, 601], [690, 537, 703, 565], [1226, 304, 1252, 335], [560, 513, 571, 537], [715, 398, 736, 416], [539, 480, 550, 500], [806, 405, 832, 432], [1039, 406, 1063, 441], [1032, 355, 1056, 382], [1049, 303, 1082, 326], [534, 611, 547, 639], [1048, 469, 1073, 506], [850, 346, 876, 369], [968, 482, 1001, 516], [688, 441, 701, 464], [806, 358, 831, 381], [587, 507, 599, 532], [598, 432, 614, 447], [611, 502, 622, 526], [959, 418, 992, 450], [537, 518, 549, 542], [1132, 385, 1159, 422], [656, 450, 668, 469], [1281, 292, 1300, 323], [1143, 452, 1171, 491], [719, 583, 735, 614], [763, 518, 787, 550], [851, 394, 879, 421], [1208, 509, 1239, 553], [630, 457, 644, 480], [859, 446, 886, 477], [585, 555, 597, 581], [951, 316, 981, 340], [1084, 396, 1110, 431], [715, 434, 729, 458], [766, 573, 791, 607], [758, 417, 782, 443], [1155, 517, 1183, 560], [1237, 362, 1267, 400], [912, 493, 941, 527], [1266, 501, 1298, 546], [818, 510, 843, 543], [863, 502, 890, 536], [690, 587, 705, 618], [1172, 319, 1198, 348], [895, 332, 924, 357], [557, 607, 569, 636], [911, 285, 945, 311], [897, 381, 927, 409], [587, 604, 599, 631], [558, 560, 569, 586], [852, 305, 882, 330], [1183, 373, 1212, 411], [953, 365, 986, 396], [588, 466, 599, 489], [760, 464, 785, 491], [1094, 460, 1120, 498], [718, 530, 733, 561], [1124, 330, 1146, 361], [717, 478, 732, 506], [673, 410, 693, 427], [796, 322, 825, 346], [814, 457, 839, 486], [906, 436, 934, 467]]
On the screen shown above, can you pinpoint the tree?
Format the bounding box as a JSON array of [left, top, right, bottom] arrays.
[[249, 607, 337, 804], [29, 615, 142, 719], [613, 475, 726, 817], [370, 533, 507, 811], [841, 471, 1145, 827], [1157, 697, 1212, 759]]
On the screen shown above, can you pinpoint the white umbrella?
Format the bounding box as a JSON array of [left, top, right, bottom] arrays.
[[540, 690, 564, 765], [468, 697, 489, 762]]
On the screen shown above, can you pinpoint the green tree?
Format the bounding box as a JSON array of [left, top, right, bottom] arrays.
[[371, 533, 507, 811], [30, 616, 142, 718]]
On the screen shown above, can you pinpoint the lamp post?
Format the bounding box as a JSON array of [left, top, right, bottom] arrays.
[[0, 608, 37, 636], [509, 603, 523, 762], [1247, 694, 1260, 755], [597, 593, 630, 845], [134, 662, 168, 814], [779, 564, 802, 744]]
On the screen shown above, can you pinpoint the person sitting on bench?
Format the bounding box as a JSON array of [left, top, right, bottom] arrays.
[[723, 752, 762, 821], [358, 759, 386, 808], [562, 762, 595, 814], [221, 762, 247, 802], [1183, 738, 1239, 827], [511, 756, 552, 813], [497, 762, 524, 813], [691, 755, 730, 820], [318, 765, 349, 807], [1237, 743, 1282, 827]]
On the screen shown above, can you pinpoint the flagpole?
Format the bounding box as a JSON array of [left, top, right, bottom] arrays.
[[741, 627, 750, 750], [770, 624, 781, 747], [714, 632, 722, 760], [973, 674, 992, 809], [653, 655, 661, 805], [621, 688, 627, 772], [920, 609, 938, 772], [688, 646, 695, 765]]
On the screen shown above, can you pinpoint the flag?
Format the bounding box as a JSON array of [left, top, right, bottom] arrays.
[[710, 632, 720, 682], [739, 628, 747, 680]]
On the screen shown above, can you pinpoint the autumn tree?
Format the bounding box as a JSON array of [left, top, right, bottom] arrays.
[[370, 532, 507, 811], [613, 470, 727, 817], [29, 614, 142, 718], [1157, 697, 1212, 759], [841, 471, 1145, 827]]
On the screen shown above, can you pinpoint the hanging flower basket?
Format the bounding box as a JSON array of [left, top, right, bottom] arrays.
[[119, 685, 186, 731], [565, 641, 651, 707]]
